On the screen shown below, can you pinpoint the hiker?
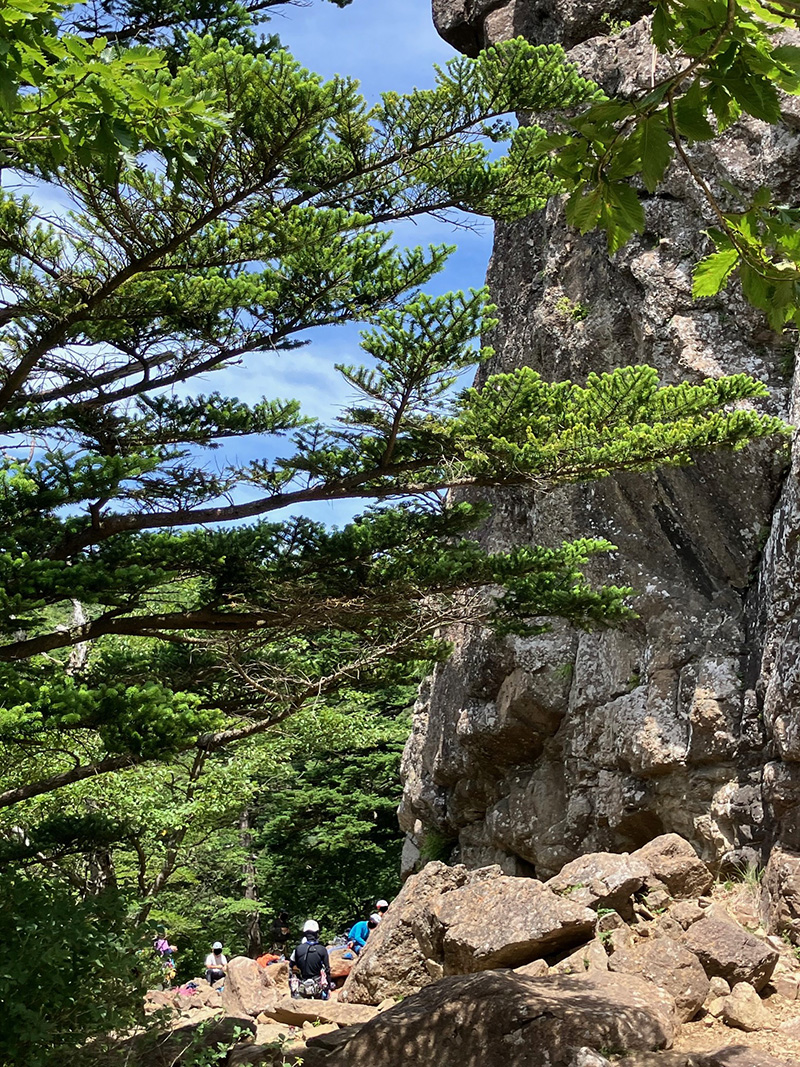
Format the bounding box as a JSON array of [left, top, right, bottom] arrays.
[[204, 941, 227, 985], [346, 912, 380, 954], [153, 930, 177, 987], [375, 899, 389, 920], [269, 909, 291, 956], [288, 920, 331, 1000]]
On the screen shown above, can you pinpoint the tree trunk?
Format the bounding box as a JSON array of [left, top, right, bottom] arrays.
[[240, 808, 262, 957]]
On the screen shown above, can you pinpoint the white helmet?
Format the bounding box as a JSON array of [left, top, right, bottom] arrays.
[[368, 912, 381, 925], [376, 899, 389, 910], [302, 919, 319, 934]]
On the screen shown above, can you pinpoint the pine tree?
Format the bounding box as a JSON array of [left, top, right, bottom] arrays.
[[0, 2, 795, 1062], [0, 1, 788, 814]]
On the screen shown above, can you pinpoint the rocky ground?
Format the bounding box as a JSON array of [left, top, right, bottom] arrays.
[[131, 835, 800, 1066]]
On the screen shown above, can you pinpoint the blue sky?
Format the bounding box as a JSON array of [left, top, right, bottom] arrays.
[[208, 0, 495, 524]]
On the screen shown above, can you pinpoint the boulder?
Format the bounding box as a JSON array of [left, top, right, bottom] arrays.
[[681, 915, 779, 991], [608, 935, 709, 1022], [699, 1050, 798, 1067], [631, 836, 713, 900], [301, 1021, 338, 1038], [771, 959, 800, 1000], [760, 847, 800, 943], [328, 947, 356, 980], [546, 851, 649, 910], [704, 996, 728, 1019], [705, 976, 731, 1002], [144, 990, 176, 1015], [264, 995, 377, 1028], [669, 901, 706, 930], [550, 939, 609, 976], [514, 957, 549, 977], [437, 876, 596, 973], [597, 911, 628, 933], [719, 981, 775, 1032], [342, 860, 494, 1004], [779, 1017, 800, 1039], [222, 956, 279, 1018], [325, 970, 676, 1067]]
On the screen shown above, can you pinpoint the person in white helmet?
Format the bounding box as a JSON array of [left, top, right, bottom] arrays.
[[375, 899, 389, 919], [289, 920, 331, 999], [204, 941, 227, 985]]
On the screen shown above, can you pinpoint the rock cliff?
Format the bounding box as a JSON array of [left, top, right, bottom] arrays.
[[398, 1, 800, 887]]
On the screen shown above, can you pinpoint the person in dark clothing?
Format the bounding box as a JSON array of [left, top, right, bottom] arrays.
[[289, 919, 331, 1000], [270, 909, 291, 956]]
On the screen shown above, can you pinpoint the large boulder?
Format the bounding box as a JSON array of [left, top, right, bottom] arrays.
[[631, 836, 713, 900], [681, 915, 779, 991], [760, 846, 800, 943], [343, 860, 493, 1004], [546, 851, 650, 910], [327, 970, 676, 1067], [549, 939, 609, 976], [344, 860, 593, 1003], [437, 876, 596, 973], [264, 996, 377, 1028], [222, 956, 279, 1018], [608, 935, 710, 1022]]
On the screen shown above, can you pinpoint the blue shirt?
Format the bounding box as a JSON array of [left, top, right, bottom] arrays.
[[348, 920, 371, 948]]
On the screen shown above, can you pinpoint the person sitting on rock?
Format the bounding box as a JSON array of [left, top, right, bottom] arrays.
[[204, 941, 227, 985], [375, 899, 389, 920], [289, 920, 331, 1000], [346, 913, 380, 954]]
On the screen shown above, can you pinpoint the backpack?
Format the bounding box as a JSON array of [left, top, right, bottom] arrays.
[[295, 940, 327, 980]]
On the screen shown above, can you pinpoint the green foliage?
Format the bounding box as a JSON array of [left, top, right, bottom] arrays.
[[0, 1, 794, 1057], [420, 829, 458, 864], [0, 0, 222, 179], [547, 0, 800, 328], [0, 871, 149, 1067]]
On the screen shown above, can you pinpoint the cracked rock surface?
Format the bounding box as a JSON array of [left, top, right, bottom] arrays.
[[401, 2, 800, 926]]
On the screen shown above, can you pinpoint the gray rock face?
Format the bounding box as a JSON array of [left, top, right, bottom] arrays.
[[401, 0, 800, 887], [432, 0, 652, 55], [760, 847, 800, 942]]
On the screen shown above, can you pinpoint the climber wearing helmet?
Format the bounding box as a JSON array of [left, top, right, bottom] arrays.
[[204, 941, 227, 985], [346, 912, 380, 954], [375, 899, 389, 918], [288, 920, 331, 1000]]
